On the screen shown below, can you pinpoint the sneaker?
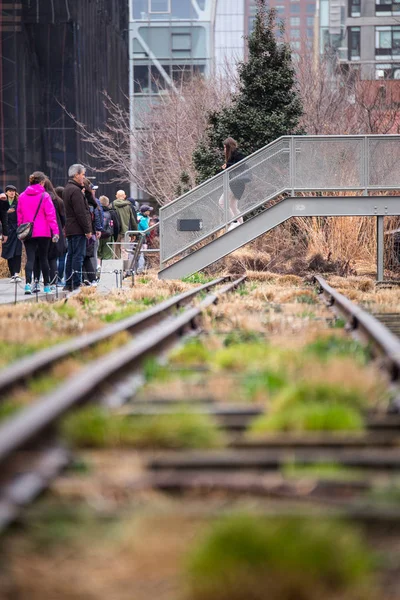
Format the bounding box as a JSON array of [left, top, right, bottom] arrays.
[[91, 281, 98, 287], [24, 284, 32, 295], [14, 274, 22, 282], [83, 279, 91, 287], [32, 283, 40, 294], [227, 221, 240, 232], [10, 275, 16, 282], [43, 286, 52, 294]]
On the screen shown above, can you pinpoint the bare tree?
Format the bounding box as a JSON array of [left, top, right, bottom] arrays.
[[67, 72, 233, 205]]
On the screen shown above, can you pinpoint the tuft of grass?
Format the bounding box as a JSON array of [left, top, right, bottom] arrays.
[[242, 369, 288, 402], [296, 293, 316, 304], [273, 380, 367, 411], [53, 303, 78, 320], [329, 317, 347, 329], [169, 339, 211, 367], [0, 400, 22, 423], [61, 405, 224, 449], [282, 462, 365, 482], [100, 305, 144, 323], [223, 330, 265, 347], [305, 335, 371, 365], [143, 357, 172, 383], [186, 514, 375, 600], [249, 401, 364, 433], [182, 273, 214, 284]]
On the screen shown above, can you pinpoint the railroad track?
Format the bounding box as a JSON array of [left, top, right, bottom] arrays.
[[0, 275, 246, 531], [2, 273, 400, 533]]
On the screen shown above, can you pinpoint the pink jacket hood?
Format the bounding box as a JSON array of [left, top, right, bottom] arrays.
[[17, 184, 59, 238]]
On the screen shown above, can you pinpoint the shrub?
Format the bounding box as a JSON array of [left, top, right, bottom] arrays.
[[169, 339, 211, 367], [186, 514, 375, 600], [305, 335, 371, 366], [273, 380, 366, 411]]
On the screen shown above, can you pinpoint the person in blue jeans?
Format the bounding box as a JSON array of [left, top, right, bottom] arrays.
[[62, 164, 92, 291]]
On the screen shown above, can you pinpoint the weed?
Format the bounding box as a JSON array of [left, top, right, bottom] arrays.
[[0, 400, 21, 422], [169, 339, 211, 367], [273, 380, 367, 411], [299, 310, 316, 319], [249, 401, 364, 433], [282, 462, 365, 482], [100, 305, 144, 323], [143, 357, 171, 382], [28, 374, 60, 396], [223, 330, 265, 347], [296, 294, 316, 304], [242, 369, 287, 402], [182, 273, 213, 284], [61, 405, 224, 449], [186, 514, 375, 600], [53, 303, 78, 320], [329, 317, 347, 329], [138, 277, 150, 284], [305, 335, 371, 365]]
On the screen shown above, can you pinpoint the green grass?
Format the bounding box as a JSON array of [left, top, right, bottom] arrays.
[[329, 317, 347, 329], [100, 305, 145, 323], [0, 400, 21, 423], [182, 273, 214, 284], [273, 380, 367, 411], [296, 293, 316, 304], [169, 339, 211, 367], [52, 303, 78, 320], [305, 335, 371, 365], [186, 514, 375, 600], [0, 340, 61, 369], [241, 369, 288, 402], [223, 330, 266, 347], [249, 401, 364, 433], [282, 462, 365, 482], [61, 406, 224, 449], [143, 357, 172, 382]]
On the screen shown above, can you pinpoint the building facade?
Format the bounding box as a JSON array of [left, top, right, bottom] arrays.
[[0, 1, 129, 191], [345, 0, 400, 78]]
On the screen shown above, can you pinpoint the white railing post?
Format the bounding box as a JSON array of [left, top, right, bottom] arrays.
[[223, 169, 229, 230], [290, 136, 295, 196]]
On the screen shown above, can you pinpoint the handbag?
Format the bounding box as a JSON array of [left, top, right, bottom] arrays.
[[17, 193, 44, 241]]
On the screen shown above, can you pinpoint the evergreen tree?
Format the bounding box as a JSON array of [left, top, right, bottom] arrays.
[[193, 0, 303, 182]]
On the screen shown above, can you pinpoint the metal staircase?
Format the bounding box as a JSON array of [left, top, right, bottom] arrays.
[[158, 135, 400, 280]]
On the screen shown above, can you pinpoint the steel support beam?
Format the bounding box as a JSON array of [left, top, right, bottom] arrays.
[[159, 197, 400, 280], [376, 215, 384, 282]]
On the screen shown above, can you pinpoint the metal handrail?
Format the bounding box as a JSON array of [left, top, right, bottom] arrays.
[[159, 134, 400, 267]]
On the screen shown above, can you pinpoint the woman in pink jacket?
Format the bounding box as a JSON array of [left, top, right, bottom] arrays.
[[17, 171, 59, 295]]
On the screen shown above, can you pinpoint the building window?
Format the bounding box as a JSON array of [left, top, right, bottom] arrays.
[[291, 29, 300, 38], [291, 5, 300, 13], [171, 33, 192, 51], [292, 40, 301, 48], [149, 0, 171, 13], [307, 3, 315, 12], [290, 16, 300, 25], [307, 28, 314, 37], [348, 27, 360, 60], [376, 26, 400, 57], [134, 65, 150, 93], [307, 16, 314, 26], [276, 5, 285, 14], [376, 0, 400, 15], [349, 0, 361, 16], [376, 63, 400, 78]]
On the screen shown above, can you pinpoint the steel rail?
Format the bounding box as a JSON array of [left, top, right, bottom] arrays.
[[314, 275, 400, 381], [0, 275, 231, 398], [0, 275, 246, 532]]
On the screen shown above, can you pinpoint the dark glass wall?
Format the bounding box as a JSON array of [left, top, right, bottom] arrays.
[[0, 0, 128, 191]]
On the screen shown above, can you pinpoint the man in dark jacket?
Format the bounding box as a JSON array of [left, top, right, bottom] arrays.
[[63, 164, 92, 290]]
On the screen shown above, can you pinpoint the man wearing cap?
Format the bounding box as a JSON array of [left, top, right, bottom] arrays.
[[112, 190, 137, 259]]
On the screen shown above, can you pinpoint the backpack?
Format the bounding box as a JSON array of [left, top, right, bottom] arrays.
[[101, 211, 114, 239]]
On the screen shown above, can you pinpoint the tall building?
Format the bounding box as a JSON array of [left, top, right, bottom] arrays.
[[0, 1, 128, 190], [344, 0, 400, 79], [245, 0, 317, 58]]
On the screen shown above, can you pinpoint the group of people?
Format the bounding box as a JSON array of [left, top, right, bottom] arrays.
[[0, 164, 156, 294]]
